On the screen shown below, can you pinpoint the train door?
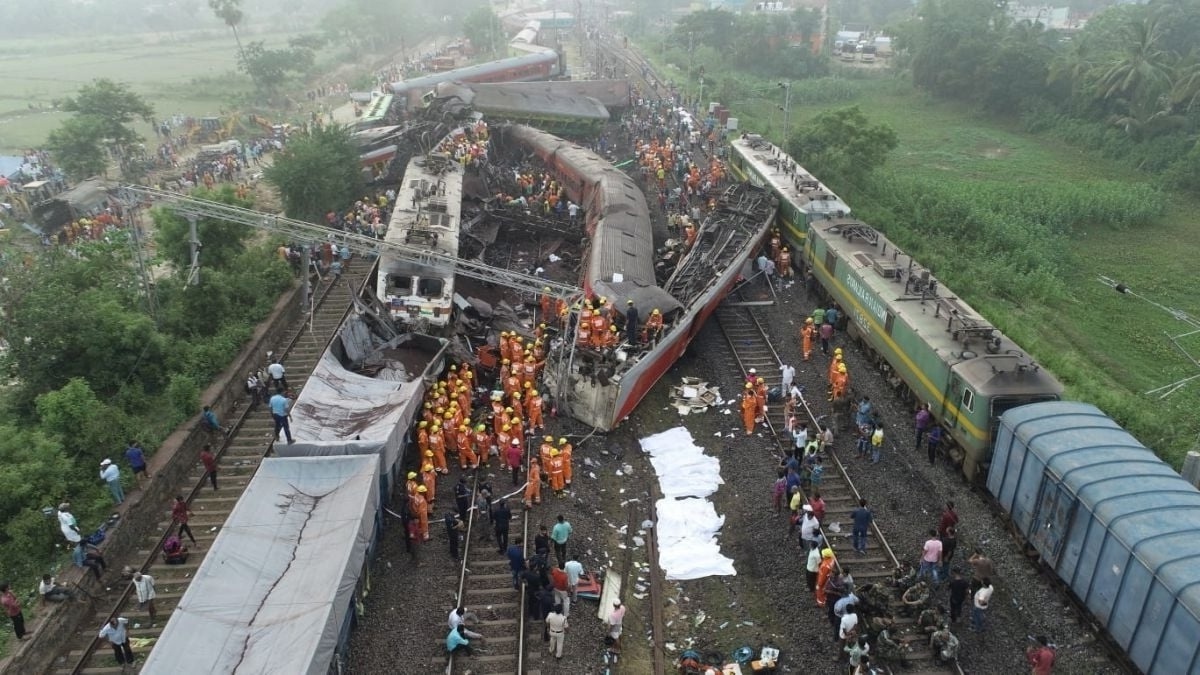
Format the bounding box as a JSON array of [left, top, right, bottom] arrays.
[[946, 373, 972, 434], [1029, 475, 1076, 566]]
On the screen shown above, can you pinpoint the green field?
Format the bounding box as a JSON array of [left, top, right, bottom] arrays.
[[0, 30, 302, 152], [672, 62, 1200, 465]]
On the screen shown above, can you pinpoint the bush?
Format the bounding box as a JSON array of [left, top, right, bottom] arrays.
[[165, 373, 201, 422]]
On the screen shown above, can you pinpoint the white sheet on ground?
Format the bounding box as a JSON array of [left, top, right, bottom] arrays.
[[640, 426, 736, 580]]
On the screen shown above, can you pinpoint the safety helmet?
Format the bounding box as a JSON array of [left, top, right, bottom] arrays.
[[511, 438, 521, 446], [459, 425, 469, 432], [502, 358, 510, 365], [835, 347, 843, 355], [539, 323, 547, 329], [449, 364, 457, 371], [407, 471, 418, 480], [511, 391, 522, 399], [417, 485, 427, 493], [838, 363, 847, 373], [419, 421, 428, 428], [782, 247, 788, 252], [558, 438, 568, 445], [475, 424, 486, 432], [424, 450, 434, 458], [503, 424, 511, 431], [822, 548, 833, 558], [610, 325, 618, 331], [550, 449, 560, 457], [756, 377, 765, 384], [422, 463, 434, 472], [544, 435, 554, 443], [504, 407, 513, 413], [443, 412, 453, 419], [652, 308, 661, 315], [531, 390, 539, 397], [627, 299, 634, 305], [745, 382, 753, 389], [543, 286, 551, 292], [524, 381, 533, 389], [501, 330, 509, 337]]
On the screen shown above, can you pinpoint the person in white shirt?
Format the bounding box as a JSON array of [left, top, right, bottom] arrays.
[[546, 605, 568, 659], [99, 460, 123, 505], [97, 617, 134, 668], [839, 604, 860, 647], [780, 363, 795, 391], [58, 503, 82, 544], [39, 575, 74, 603], [266, 359, 288, 392], [133, 573, 157, 623], [564, 555, 584, 601], [971, 578, 993, 632], [447, 606, 483, 639], [607, 600, 626, 650]]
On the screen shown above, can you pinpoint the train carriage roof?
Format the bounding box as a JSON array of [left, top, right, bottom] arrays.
[[814, 219, 1061, 395], [729, 135, 851, 215]]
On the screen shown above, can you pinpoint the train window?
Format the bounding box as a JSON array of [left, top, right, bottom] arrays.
[[884, 312, 895, 335], [961, 388, 975, 413], [824, 249, 837, 273], [387, 274, 414, 294], [417, 278, 444, 298]]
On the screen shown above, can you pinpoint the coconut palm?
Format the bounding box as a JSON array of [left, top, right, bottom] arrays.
[[1097, 15, 1175, 106], [209, 0, 248, 65]]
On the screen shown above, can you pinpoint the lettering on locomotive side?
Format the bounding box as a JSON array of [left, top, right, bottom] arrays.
[[844, 272, 888, 324]]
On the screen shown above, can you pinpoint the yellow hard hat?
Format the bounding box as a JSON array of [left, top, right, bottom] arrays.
[[531, 390, 539, 397], [512, 391, 522, 399], [501, 330, 509, 337], [424, 450, 434, 457], [550, 449, 560, 457], [407, 471, 417, 480], [417, 485, 427, 493], [544, 435, 554, 442], [558, 438, 567, 445], [503, 424, 511, 431], [443, 412, 453, 419], [504, 407, 513, 413], [475, 424, 486, 432], [756, 377, 765, 383], [543, 286, 551, 292], [835, 347, 843, 355], [782, 246, 789, 252], [745, 382, 753, 389], [449, 364, 457, 371], [539, 323, 547, 329], [805, 317, 814, 324], [419, 421, 428, 428], [423, 463, 434, 472], [502, 358, 510, 365], [652, 308, 661, 315], [459, 425, 469, 431], [822, 548, 834, 558], [838, 363, 847, 373]]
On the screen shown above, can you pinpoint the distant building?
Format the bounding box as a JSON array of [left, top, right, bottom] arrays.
[[1008, 5, 1085, 30]]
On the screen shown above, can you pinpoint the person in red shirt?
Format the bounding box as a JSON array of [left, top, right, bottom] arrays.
[[171, 495, 197, 545], [550, 564, 571, 617], [200, 444, 218, 491], [1, 583, 27, 640], [1026, 635, 1056, 674], [938, 501, 959, 538]]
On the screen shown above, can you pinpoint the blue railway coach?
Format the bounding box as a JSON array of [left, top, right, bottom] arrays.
[[990, 401, 1200, 675]]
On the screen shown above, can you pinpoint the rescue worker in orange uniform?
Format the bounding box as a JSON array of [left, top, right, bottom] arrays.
[[768, 229, 782, 262], [496, 424, 514, 457], [421, 463, 437, 503], [417, 420, 430, 456], [510, 414, 526, 448], [540, 435, 555, 468], [508, 390, 523, 417], [642, 308, 664, 343], [406, 471, 420, 498], [499, 358, 512, 385], [815, 548, 835, 606], [603, 324, 620, 349], [557, 298, 570, 329], [540, 286, 553, 321], [754, 377, 768, 422], [504, 370, 521, 400], [558, 438, 573, 487], [428, 424, 448, 474], [458, 424, 478, 470], [547, 449, 566, 496], [524, 460, 542, 509], [509, 336, 526, 364], [777, 247, 792, 278], [443, 413, 459, 458], [577, 307, 593, 347], [828, 348, 844, 383], [831, 362, 849, 402], [526, 389, 545, 431], [740, 383, 757, 436], [412, 485, 430, 540], [521, 357, 537, 387], [589, 309, 608, 349], [473, 424, 494, 465], [801, 318, 816, 361]]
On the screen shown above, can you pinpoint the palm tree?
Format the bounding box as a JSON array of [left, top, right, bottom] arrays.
[[1097, 15, 1175, 107], [209, 0, 248, 66], [1170, 50, 1200, 112]]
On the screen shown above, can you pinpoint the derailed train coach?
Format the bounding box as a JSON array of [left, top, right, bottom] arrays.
[[990, 401, 1200, 675]]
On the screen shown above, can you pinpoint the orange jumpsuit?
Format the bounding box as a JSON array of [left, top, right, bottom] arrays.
[[642, 313, 663, 343], [411, 493, 430, 540], [417, 427, 430, 456], [540, 292, 552, 320], [777, 249, 792, 277], [559, 443, 573, 485], [458, 428, 478, 469], [539, 441, 554, 468], [527, 394, 544, 431], [428, 428, 447, 473], [754, 381, 768, 420], [577, 311, 592, 347], [521, 360, 537, 387], [504, 375, 521, 399], [769, 232, 782, 261], [420, 470, 437, 502], [496, 428, 513, 455], [524, 462, 542, 507], [801, 324, 815, 361], [589, 314, 607, 349], [406, 478, 420, 498], [547, 455, 566, 493], [741, 392, 757, 435], [831, 370, 849, 401], [828, 356, 842, 383], [493, 409, 510, 435]]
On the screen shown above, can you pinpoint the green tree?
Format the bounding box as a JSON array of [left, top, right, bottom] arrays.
[[785, 105, 898, 187], [463, 7, 503, 58], [44, 117, 108, 180], [36, 378, 131, 461], [1098, 15, 1175, 105], [153, 185, 255, 272], [59, 79, 155, 154], [0, 426, 77, 586], [209, 0, 248, 66], [239, 40, 317, 99], [265, 125, 363, 223]]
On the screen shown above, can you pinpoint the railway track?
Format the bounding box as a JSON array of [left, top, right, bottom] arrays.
[[443, 458, 534, 675], [714, 305, 963, 675], [57, 267, 372, 675]]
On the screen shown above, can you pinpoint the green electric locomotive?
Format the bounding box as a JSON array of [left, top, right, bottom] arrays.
[[729, 133, 1062, 479]]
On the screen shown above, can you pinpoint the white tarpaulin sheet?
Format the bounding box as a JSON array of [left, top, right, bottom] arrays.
[[280, 349, 425, 479], [143, 456, 379, 675], [640, 427, 736, 580]]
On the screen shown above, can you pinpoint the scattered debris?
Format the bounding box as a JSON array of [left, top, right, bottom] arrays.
[[671, 377, 722, 415]]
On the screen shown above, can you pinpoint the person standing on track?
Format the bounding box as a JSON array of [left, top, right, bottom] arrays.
[[780, 362, 795, 393], [493, 499, 513, 553], [172, 495, 197, 546], [918, 529, 943, 585], [914, 403, 933, 450], [805, 541, 822, 593], [200, 443, 218, 490], [550, 515, 573, 568], [505, 438, 523, 486], [269, 390, 295, 445], [938, 501, 959, 538], [1, 584, 28, 641], [815, 548, 836, 606], [97, 617, 134, 671], [444, 510, 465, 561], [565, 554, 584, 602], [546, 604, 569, 659], [948, 569, 970, 624], [851, 499, 872, 554], [801, 317, 816, 361], [507, 537, 526, 590], [132, 572, 157, 624], [1026, 635, 1057, 674], [971, 578, 993, 632]]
